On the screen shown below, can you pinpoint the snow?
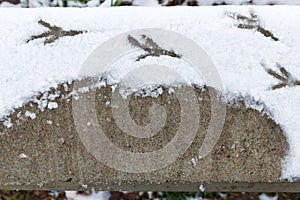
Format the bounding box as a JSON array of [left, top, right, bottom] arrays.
[[47, 102, 58, 109], [3, 118, 13, 128], [19, 153, 29, 159], [191, 158, 197, 166], [133, 0, 161, 7], [0, 6, 299, 180], [0, 1, 21, 7], [25, 111, 36, 119], [66, 191, 110, 200], [259, 193, 278, 200], [199, 184, 205, 192]]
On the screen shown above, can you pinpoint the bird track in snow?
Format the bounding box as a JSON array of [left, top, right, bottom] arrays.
[[226, 9, 279, 41], [128, 34, 182, 61], [261, 62, 300, 90], [27, 19, 86, 45]]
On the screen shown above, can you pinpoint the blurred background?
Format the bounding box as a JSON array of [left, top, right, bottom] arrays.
[[1, 0, 300, 8], [1, 190, 300, 200]]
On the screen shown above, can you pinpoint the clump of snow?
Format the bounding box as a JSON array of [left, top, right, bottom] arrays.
[[133, 0, 160, 6], [3, 118, 13, 128], [0, 1, 21, 7], [47, 102, 58, 110], [199, 184, 205, 192], [66, 191, 110, 200], [259, 193, 278, 200], [19, 153, 29, 159], [168, 87, 175, 94], [37, 182, 44, 187], [25, 111, 36, 119]]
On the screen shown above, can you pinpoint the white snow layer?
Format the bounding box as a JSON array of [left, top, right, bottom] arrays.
[[66, 191, 110, 200], [0, 7, 299, 180]]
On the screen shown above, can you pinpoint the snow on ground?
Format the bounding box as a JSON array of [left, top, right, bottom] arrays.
[[0, 6, 299, 180], [259, 193, 278, 200], [66, 191, 110, 200]]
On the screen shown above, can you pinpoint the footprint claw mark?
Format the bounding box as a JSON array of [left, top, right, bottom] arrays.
[[226, 9, 279, 41], [27, 19, 86, 45], [261, 62, 300, 90], [128, 34, 182, 61]]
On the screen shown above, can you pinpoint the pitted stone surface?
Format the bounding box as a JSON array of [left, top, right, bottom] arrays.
[[0, 81, 289, 191]]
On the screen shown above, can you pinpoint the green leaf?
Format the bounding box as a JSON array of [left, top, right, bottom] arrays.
[[113, 0, 122, 6]]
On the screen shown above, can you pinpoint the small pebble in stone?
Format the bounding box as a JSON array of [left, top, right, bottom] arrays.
[[58, 137, 65, 144]]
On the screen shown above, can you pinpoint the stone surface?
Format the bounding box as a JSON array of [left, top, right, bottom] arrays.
[[0, 81, 291, 191]]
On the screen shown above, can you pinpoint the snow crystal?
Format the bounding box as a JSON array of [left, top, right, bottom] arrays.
[[199, 184, 205, 192], [78, 86, 90, 93], [259, 193, 278, 200], [168, 88, 175, 94], [191, 158, 197, 166], [3, 118, 13, 128], [48, 93, 59, 101], [65, 191, 110, 200], [47, 102, 58, 110], [17, 111, 22, 119], [19, 153, 29, 159], [25, 111, 36, 119]]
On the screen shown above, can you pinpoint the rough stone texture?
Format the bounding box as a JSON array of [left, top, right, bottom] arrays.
[[0, 80, 291, 191]]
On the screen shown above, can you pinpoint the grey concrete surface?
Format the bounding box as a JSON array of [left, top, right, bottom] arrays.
[[0, 81, 291, 191]]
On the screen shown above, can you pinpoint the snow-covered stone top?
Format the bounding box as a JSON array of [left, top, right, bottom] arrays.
[[0, 6, 299, 180]]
